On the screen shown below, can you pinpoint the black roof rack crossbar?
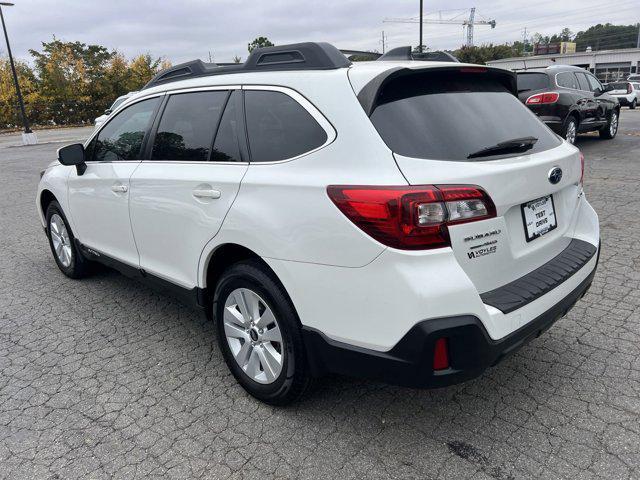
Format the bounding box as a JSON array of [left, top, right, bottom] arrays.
[[143, 42, 351, 90], [377, 46, 459, 63]]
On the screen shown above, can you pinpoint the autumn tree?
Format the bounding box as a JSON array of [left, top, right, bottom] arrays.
[[127, 53, 170, 91], [0, 58, 40, 129]]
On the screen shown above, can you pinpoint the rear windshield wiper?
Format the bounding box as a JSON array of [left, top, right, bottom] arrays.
[[467, 136, 538, 159]]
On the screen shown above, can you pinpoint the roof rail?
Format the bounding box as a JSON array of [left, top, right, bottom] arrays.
[[377, 46, 459, 63], [143, 42, 352, 89]]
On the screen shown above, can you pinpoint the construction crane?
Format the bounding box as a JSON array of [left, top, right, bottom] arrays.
[[384, 7, 496, 48]]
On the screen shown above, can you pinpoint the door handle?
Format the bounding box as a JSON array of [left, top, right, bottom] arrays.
[[192, 188, 221, 199], [111, 184, 128, 193]]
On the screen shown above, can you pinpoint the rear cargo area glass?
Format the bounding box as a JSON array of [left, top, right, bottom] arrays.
[[516, 72, 550, 92], [369, 71, 561, 161]]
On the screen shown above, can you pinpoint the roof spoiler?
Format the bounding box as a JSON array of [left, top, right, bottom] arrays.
[[357, 66, 517, 116], [143, 42, 352, 90], [377, 47, 459, 63]]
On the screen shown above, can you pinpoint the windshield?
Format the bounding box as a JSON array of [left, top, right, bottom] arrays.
[[110, 96, 128, 110], [516, 72, 549, 92], [369, 71, 561, 161]]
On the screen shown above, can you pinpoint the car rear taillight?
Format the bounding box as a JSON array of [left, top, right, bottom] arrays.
[[579, 152, 585, 187], [326, 184, 496, 250], [525, 92, 559, 105]]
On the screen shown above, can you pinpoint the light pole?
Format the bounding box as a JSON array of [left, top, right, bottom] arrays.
[[0, 2, 36, 144]]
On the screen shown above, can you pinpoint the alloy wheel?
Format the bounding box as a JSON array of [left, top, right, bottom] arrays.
[[223, 288, 284, 384], [50, 214, 73, 268], [610, 112, 618, 136], [566, 120, 577, 144]]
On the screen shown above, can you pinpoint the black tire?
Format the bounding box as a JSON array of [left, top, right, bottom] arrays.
[[562, 116, 578, 144], [45, 201, 92, 279], [630, 99, 636, 110], [599, 109, 619, 139], [213, 260, 310, 405]]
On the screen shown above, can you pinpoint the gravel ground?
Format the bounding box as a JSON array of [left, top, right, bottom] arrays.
[[1, 111, 639, 479]]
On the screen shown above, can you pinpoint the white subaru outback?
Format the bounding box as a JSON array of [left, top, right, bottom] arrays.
[[37, 43, 600, 404]]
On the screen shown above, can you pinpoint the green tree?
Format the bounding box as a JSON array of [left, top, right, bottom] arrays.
[[453, 44, 519, 64], [574, 24, 638, 51], [248, 36, 274, 53]]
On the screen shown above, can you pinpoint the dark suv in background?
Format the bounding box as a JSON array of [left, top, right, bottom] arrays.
[[517, 65, 619, 144]]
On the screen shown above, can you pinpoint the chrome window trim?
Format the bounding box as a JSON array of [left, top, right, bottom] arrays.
[[142, 86, 245, 164], [85, 84, 336, 166], [554, 72, 591, 93], [241, 84, 337, 165], [554, 72, 580, 91], [84, 92, 166, 149]]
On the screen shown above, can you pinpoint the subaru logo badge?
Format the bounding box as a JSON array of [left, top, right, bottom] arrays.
[[548, 167, 562, 185]]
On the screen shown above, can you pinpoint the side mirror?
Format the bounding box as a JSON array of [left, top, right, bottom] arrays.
[[57, 143, 87, 175], [104, 108, 112, 115]]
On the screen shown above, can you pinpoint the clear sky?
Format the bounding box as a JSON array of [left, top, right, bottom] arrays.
[[0, 0, 638, 64]]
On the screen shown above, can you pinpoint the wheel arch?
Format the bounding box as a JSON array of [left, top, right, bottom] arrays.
[[38, 189, 58, 224], [567, 109, 580, 125], [202, 243, 289, 304]]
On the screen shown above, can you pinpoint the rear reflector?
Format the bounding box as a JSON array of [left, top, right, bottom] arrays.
[[327, 184, 496, 250], [525, 92, 559, 105], [433, 338, 449, 370]]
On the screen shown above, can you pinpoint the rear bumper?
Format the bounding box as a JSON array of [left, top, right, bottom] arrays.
[[303, 246, 598, 388]]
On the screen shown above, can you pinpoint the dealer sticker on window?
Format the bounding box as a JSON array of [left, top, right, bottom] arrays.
[[522, 195, 557, 242]]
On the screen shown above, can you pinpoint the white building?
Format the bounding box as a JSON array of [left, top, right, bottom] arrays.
[[487, 48, 640, 82]]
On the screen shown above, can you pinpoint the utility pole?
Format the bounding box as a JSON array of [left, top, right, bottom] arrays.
[[419, 0, 423, 53], [380, 30, 387, 53], [0, 2, 36, 144]]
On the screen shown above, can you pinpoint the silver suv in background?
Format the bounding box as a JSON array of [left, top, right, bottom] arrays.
[[606, 81, 638, 109], [93, 91, 138, 129]]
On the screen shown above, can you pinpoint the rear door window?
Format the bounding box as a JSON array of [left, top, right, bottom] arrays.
[[211, 91, 242, 162], [585, 74, 603, 92], [516, 73, 549, 92], [244, 90, 327, 162], [575, 73, 591, 91], [556, 72, 579, 90], [368, 71, 561, 162], [151, 91, 227, 161], [92, 97, 161, 162]]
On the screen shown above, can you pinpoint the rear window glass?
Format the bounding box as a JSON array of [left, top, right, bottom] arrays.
[[516, 72, 549, 92], [245, 90, 327, 162], [369, 71, 561, 162], [556, 72, 579, 90]]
